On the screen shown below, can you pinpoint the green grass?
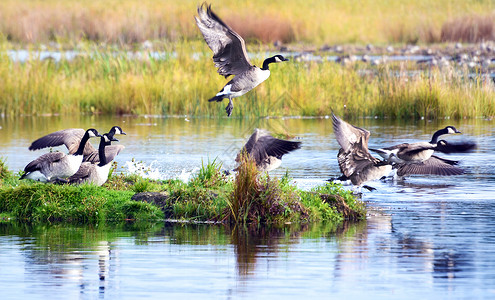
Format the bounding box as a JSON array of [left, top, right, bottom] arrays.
[[0, 43, 494, 119], [0, 158, 364, 225]]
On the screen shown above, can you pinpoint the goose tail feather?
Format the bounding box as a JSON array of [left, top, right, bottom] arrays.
[[208, 95, 224, 102]]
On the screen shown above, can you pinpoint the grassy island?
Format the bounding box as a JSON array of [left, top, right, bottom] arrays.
[[0, 158, 365, 225]]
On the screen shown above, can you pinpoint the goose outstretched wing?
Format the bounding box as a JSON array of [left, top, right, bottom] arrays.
[[29, 128, 96, 156], [195, 3, 252, 77], [83, 145, 125, 163], [332, 113, 371, 152], [396, 156, 465, 176], [238, 128, 300, 165]]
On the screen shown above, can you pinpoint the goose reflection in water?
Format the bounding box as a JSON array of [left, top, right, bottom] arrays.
[[20, 237, 113, 296]]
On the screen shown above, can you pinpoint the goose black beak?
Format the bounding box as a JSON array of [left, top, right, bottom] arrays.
[[283, 57, 289, 61]]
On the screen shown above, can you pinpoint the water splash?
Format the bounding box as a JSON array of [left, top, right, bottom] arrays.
[[124, 159, 199, 182], [178, 167, 199, 182], [125, 160, 164, 180]]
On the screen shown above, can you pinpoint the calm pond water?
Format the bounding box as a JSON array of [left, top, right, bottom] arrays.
[[1, 115, 494, 299]]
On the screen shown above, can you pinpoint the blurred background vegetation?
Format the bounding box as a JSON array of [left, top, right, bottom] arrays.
[[1, 0, 494, 46]]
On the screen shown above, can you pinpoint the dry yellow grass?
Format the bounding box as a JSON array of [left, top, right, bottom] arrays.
[[0, 43, 494, 119], [0, 0, 494, 45]]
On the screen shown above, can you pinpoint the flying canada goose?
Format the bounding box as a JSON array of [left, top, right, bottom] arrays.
[[195, 3, 289, 116], [332, 113, 392, 190], [236, 128, 301, 172], [368, 126, 463, 164], [20, 128, 100, 182], [393, 139, 476, 177], [28, 126, 126, 163], [368, 126, 476, 177], [395, 153, 464, 176], [63, 133, 122, 186]]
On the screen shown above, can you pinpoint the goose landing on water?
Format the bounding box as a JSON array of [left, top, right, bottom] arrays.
[[392, 139, 476, 177], [368, 127, 476, 177], [331, 113, 392, 192], [195, 3, 289, 117], [236, 129, 301, 172], [20, 129, 100, 182], [368, 126, 462, 164]]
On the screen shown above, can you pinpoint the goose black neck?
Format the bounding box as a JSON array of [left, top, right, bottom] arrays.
[[98, 137, 110, 167], [261, 57, 276, 70], [430, 128, 447, 144], [75, 132, 91, 156]]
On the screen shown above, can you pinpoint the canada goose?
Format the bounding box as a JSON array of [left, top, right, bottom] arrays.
[[369, 126, 462, 164], [28, 126, 126, 163], [393, 139, 476, 177], [20, 128, 100, 182], [83, 126, 126, 163], [195, 3, 289, 116], [395, 153, 464, 177], [236, 128, 301, 172], [332, 113, 392, 190], [63, 133, 122, 186]]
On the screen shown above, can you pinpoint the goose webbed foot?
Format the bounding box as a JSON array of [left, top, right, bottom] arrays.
[[225, 99, 234, 117]]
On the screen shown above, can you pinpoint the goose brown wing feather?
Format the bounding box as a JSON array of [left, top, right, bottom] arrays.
[[237, 129, 300, 166], [333, 113, 392, 185], [332, 113, 371, 152], [103, 145, 125, 163], [29, 128, 96, 156], [430, 154, 459, 166], [396, 156, 465, 176], [67, 162, 93, 184], [337, 141, 380, 177], [83, 145, 125, 163], [256, 136, 301, 159], [242, 128, 264, 155], [195, 3, 252, 77], [23, 152, 66, 172]]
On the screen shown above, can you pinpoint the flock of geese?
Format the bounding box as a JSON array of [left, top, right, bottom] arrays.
[[331, 114, 475, 191], [21, 126, 126, 186], [19, 3, 477, 191]]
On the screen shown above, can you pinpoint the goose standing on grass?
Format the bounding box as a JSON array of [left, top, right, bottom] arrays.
[[195, 3, 289, 117], [62, 133, 122, 186], [28, 126, 126, 163], [332, 113, 392, 191], [20, 129, 100, 182], [82, 126, 126, 163], [236, 128, 301, 172]]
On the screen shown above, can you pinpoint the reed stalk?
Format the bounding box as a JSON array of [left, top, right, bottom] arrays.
[[0, 43, 493, 119]]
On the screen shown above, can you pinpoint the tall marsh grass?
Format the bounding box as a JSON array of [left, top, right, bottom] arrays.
[[0, 43, 494, 119], [0, 0, 494, 45], [441, 13, 495, 43], [226, 153, 308, 224]]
